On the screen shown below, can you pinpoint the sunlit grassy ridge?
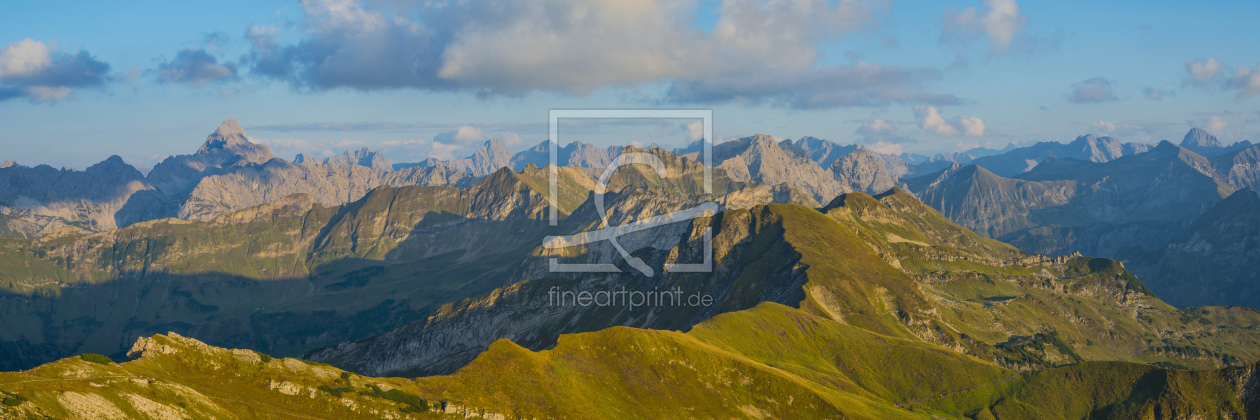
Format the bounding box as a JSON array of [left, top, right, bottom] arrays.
[[2, 303, 1256, 419]]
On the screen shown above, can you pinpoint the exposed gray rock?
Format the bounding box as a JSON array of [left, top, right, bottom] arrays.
[[324, 147, 393, 170], [829, 148, 901, 195], [0, 160, 17, 169], [1133, 188, 1260, 308], [712, 134, 846, 203], [0, 155, 155, 236], [147, 119, 277, 199], [969, 134, 1153, 177], [509, 140, 614, 171], [792, 136, 857, 168], [1213, 144, 1260, 190], [179, 160, 479, 221], [909, 142, 1232, 258]]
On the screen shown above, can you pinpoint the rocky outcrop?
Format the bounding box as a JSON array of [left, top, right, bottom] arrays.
[[969, 134, 1152, 177], [509, 140, 615, 171], [0, 155, 155, 236], [147, 119, 277, 200], [1135, 188, 1260, 308], [829, 148, 901, 195], [324, 147, 393, 170], [1213, 144, 1260, 190], [712, 134, 846, 203], [443, 139, 511, 175], [792, 136, 857, 168], [1181, 127, 1254, 157], [908, 142, 1232, 258], [179, 160, 478, 221]]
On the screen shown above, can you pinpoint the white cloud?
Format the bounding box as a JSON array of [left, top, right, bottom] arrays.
[[1091, 120, 1117, 133], [499, 132, 523, 147], [865, 141, 903, 155], [157, 48, 237, 86], [23, 86, 73, 103], [914, 106, 986, 137], [1232, 65, 1260, 99], [1068, 77, 1118, 104], [1182, 58, 1260, 100], [954, 142, 981, 151], [683, 121, 705, 142], [855, 117, 915, 144], [0, 39, 52, 78], [435, 0, 879, 92], [380, 139, 426, 147], [1192, 115, 1229, 135], [911, 106, 986, 137], [916, 106, 958, 136], [942, 0, 1028, 52], [241, 0, 962, 109], [956, 115, 986, 136], [0, 39, 110, 103], [429, 142, 463, 160], [433, 126, 486, 145], [1184, 57, 1223, 86]]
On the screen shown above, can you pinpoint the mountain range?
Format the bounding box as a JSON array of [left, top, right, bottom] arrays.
[[3, 119, 1260, 418], [3, 170, 1259, 417]]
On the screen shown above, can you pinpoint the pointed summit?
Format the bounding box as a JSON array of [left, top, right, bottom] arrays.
[[198, 119, 253, 154], [1180, 128, 1222, 149]]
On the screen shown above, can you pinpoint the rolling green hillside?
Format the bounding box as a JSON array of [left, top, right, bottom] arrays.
[[2, 303, 1256, 419]]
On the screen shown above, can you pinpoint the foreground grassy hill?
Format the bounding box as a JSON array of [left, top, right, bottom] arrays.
[[2, 303, 1256, 419]]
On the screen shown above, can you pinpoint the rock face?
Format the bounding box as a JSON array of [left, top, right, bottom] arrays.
[[792, 136, 857, 168], [908, 141, 1231, 258], [1135, 188, 1260, 308], [509, 140, 615, 171], [969, 134, 1152, 177], [1212, 144, 1260, 190], [829, 148, 900, 195], [0, 155, 155, 236], [712, 134, 847, 203], [179, 160, 478, 220], [1180, 127, 1253, 157], [147, 119, 278, 200], [442, 139, 511, 175], [0, 120, 487, 237], [324, 147, 393, 170]]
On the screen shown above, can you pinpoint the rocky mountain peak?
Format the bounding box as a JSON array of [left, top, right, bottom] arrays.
[[1181, 128, 1222, 149], [1, 160, 19, 168], [747, 134, 778, 148], [1154, 140, 1181, 151], [198, 119, 252, 153], [86, 155, 131, 172]]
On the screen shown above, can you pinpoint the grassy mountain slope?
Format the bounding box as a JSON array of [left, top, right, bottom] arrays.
[[308, 186, 1260, 380], [3, 303, 1257, 419]]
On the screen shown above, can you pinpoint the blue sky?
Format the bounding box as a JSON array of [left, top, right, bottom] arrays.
[[1, 0, 1258, 169]]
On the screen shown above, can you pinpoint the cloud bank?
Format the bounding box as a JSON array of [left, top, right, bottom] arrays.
[[238, 0, 958, 109], [0, 39, 110, 103]]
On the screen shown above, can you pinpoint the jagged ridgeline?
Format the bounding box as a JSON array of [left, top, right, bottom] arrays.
[[0, 148, 813, 372], [4, 126, 1260, 418], [2, 188, 1260, 418]]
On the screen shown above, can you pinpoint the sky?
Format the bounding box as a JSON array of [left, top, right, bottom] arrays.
[[1, 0, 1258, 170]]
